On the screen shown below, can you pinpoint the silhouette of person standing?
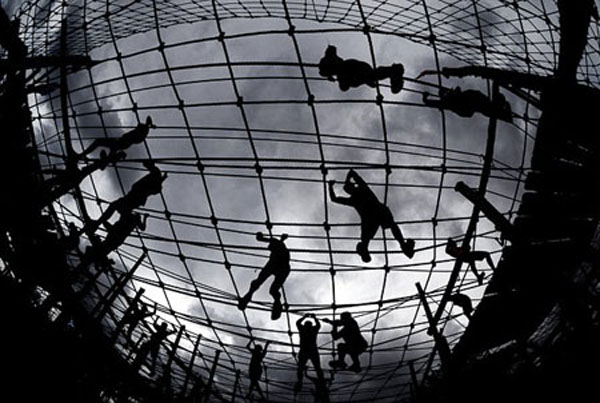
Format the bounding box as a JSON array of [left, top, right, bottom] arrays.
[[319, 45, 405, 93], [78, 116, 155, 158], [329, 169, 415, 262], [238, 232, 290, 320], [445, 238, 494, 285], [118, 300, 156, 341], [247, 340, 270, 400], [134, 321, 175, 376], [324, 312, 368, 372], [295, 313, 324, 394]]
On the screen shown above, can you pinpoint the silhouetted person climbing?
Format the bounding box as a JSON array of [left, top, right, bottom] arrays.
[[319, 45, 405, 93], [329, 169, 415, 262], [118, 300, 156, 341], [324, 312, 368, 372], [448, 293, 473, 319], [445, 238, 494, 285], [422, 87, 513, 122], [295, 313, 324, 394], [78, 116, 155, 158], [87, 160, 166, 232], [44, 150, 125, 201], [238, 232, 290, 320], [134, 321, 176, 376], [247, 340, 270, 400], [84, 212, 148, 266]]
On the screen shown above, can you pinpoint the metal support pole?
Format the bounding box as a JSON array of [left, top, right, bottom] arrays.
[[203, 350, 221, 403]]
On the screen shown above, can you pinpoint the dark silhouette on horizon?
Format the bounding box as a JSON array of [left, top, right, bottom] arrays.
[[329, 169, 415, 262], [295, 313, 324, 394], [247, 339, 270, 401], [324, 311, 368, 373], [78, 116, 155, 159], [238, 232, 290, 320], [445, 238, 495, 285], [422, 87, 513, 122], [319, 45, 405, 93], [448, 293, 474, 319]]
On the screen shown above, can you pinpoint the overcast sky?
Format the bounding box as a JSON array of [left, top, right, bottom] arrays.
[[15, 0, 595, 401]]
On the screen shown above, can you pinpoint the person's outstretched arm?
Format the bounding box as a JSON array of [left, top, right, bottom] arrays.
[[246, 339, 253, 351], [328, 180, 352, 206], [262, 341, 271, 359]]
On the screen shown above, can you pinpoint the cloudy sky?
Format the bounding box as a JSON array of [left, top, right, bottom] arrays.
[[15, 0, 592, 401]]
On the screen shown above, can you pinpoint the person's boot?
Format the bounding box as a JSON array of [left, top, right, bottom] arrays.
[[271, 298, 283, 320], [356, 242, 371, 263], [329, 359, 347, 369], [238, 295, 250, 310], [390, 63, 405, 94], [402, 239, 415, 259]]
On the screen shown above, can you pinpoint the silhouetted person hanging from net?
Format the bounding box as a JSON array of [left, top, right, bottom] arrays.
[[319, 45, 405, 94], [422, 87, 513, 122], [238, 232, 290, 320], [323, 311, 368, 372], [295, 313, 324, 394], [133, 321, 176, 376], [86, 160, 166, 233], [44, 150, 125, 201], [83, 212, 148, 266], [247, 339, 270, 400], [445, 238, 495, 285], [78, 116, 155, 158], [116, 299, 157, 342], [448, 293, 474, 319], [329, 169, 415, 262]]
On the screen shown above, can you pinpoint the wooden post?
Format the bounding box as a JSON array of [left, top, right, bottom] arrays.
[[416, 283, 451, 367], [203, 350, 221, 403], [94, 253, 146, 319], [231, 369, 240, 403], [455, 181, 515, 241], [181, 333, 203, 398], [161, 325, 184, 391], [408, 360, 419, 401]]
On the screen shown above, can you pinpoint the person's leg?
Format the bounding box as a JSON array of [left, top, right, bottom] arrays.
[[310, 352, 324, 381], [330, 343, 348, 368], [388, 216, 415, 258], [81, 138, 114, 156], [239, 267, 271, 309], [467, 260, 485, 285], [269, 269, 289, 319], [357, 220, 379, 263], [296, 352, 308, 392], [348, 350, 362, 372]]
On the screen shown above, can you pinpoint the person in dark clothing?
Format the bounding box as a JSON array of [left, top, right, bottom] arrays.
[[295, 313, 324, 394], [86, 160, 166, 233], [446, 238, 494, 285], [134, 321, 176, 376], [324, 312, 368, 372], [329, 169, 415, 262], [238, 232, 290, 320], [78, 116, 155, 158], [422, 87, 513, 122], [247, 340, 270, 400], [319, 45, 405, 94], [448, 293, 474, 319], [118, 300, 157, 341]]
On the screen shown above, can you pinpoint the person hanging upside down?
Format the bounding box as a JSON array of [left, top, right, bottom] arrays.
[[329, 169, 415, 262], [318, 45, 405, 94], [445, 238, 495, 285], [422, 87, 513, 122], [323, 311, 368, 372], [238, 232, 290, 320]]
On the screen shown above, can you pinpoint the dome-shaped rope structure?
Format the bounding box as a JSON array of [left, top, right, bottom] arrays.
[[3, 0, 599, 402]]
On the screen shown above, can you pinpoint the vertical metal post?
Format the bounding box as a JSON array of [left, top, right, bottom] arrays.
[[203, 350, 221, 403]]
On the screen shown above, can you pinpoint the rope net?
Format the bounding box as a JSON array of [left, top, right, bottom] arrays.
[[15, 0, 600, 401]]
